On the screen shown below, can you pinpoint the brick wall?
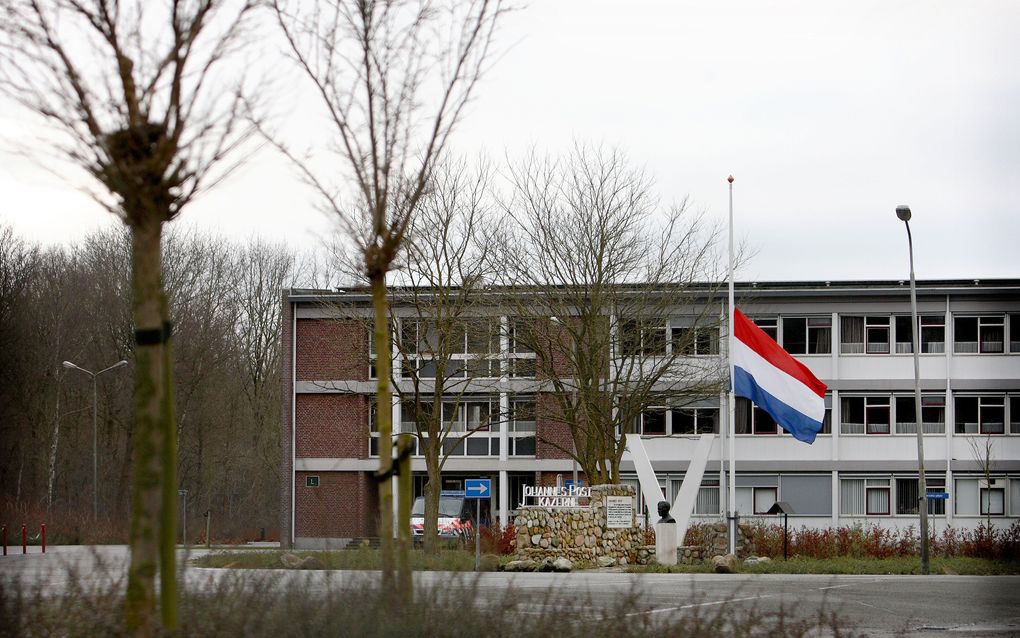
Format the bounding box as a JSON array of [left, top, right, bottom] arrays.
[[296, 393, 368, 459], [536, 392, 573, 459], [295, 471, 378, 538], [280, 296, 294, 548], [296, 319, 368, 381], [536, 470, 589, 488]]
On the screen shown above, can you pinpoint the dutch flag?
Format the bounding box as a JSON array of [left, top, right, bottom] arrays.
[[732, 308, 828, 443]]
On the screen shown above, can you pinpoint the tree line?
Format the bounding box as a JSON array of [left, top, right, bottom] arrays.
[[0, 224, 329, 543]]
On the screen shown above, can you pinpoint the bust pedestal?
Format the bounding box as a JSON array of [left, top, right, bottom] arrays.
[[654, 522, 677, 565]]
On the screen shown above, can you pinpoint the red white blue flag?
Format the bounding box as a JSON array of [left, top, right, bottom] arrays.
[[732, 308, 827, 443]]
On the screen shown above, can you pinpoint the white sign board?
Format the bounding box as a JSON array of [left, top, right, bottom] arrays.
[[605, 495, 633, 529]]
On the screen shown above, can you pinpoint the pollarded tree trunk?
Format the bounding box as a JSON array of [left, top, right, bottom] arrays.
[[159, 284, 179, 630], [370, 269, 394, 588], [124, 217, 173, 636]]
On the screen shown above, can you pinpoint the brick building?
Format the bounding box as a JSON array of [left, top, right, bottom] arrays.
[[281, 280, 1020, 549]]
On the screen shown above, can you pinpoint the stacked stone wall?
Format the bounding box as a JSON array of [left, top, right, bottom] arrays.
[[512, 485, 646, 566], [677, 522, 756, 564]]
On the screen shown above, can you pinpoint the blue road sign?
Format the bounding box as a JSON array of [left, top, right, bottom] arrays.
[[927, 492, 950, 500], [464, 479, 491, 499]]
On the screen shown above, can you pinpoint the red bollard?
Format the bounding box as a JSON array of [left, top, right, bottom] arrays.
[[22, 524, 27, 554], [2, 525, 7, 555], [41, 523, 46, 553]]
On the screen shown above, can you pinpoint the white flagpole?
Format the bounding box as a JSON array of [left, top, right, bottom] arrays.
[[727, 175, 737, 556]]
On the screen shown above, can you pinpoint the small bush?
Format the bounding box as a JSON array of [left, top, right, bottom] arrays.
[[479, 521, 515, 555]]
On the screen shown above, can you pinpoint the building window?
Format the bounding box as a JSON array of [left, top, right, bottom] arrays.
[[639, 407, 668, 435], [508, 397, 536, 456], [752, 317, 778, 341], [672, 407, 719, 435], [840, 316, 891, 354], [954, 315, 1004, 354], [895, 477, 945, 515], [691, 477, 720, 515], [866, 479, 890, 515], [1012, 397, 1020, 435], [955, 395, 1005, 434], [508, 319, 536, 378], [955, 477, 1009, 516], [619, 318, 667, 357], [399, 318, 501, 380], [305, 476, 320, 488], [840, 396, 890, 434], [735, 484, 778, 515], [894, 314, 945, 354], [753, 487, 778, 514], [672, 326, 720, 356], [1010, 314, 1020, 353], [734, 397, 778, 434], [782, 316, 831, 354], [841, 478, 890, 516], [982, 487, 1006, 516], [894, 395, 946, 434], [392, 398, 505, 457]]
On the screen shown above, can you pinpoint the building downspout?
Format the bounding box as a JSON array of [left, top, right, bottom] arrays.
[[291, 303, 297, 547]]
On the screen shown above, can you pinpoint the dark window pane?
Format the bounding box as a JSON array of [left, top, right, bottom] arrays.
[[895, 315, 914, 353], [673, 409, 696, 434], [466, 437, 489, 455], [896, 478, 918, 515], [514, 436, 535, 456], [643, 409, 667, 435], [443, 438, 465, 456], [783, 318, 807, 354], [955, 397, 979, 434], [753, 407, 777, 434]]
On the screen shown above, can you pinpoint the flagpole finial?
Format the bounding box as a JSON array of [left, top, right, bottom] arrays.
[[727, 175, 734, 183]]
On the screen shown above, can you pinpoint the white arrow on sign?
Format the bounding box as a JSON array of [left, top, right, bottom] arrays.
[[466, 481, 490, 497]]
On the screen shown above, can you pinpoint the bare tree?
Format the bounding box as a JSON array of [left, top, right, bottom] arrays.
[[0, 1, 259, 632], [267, 0, 506, 591], [968, 434, 997, 529], [387, 159, 500, 553], [494, 145, 727, 484]]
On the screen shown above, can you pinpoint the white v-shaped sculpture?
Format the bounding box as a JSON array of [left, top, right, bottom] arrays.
[[624, 433, 715, 548]]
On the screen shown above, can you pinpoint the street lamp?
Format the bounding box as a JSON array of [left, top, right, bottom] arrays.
[[178, 489, 188, 547], [62, 359, 128, 522], [895, 204, 930, 575]]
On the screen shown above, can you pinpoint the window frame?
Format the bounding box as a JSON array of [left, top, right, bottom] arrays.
[[840, 395, 891, 435], [954, 315, 1005, 354], [893, 394, 946, 435], [981, 487, 1006, 516], [954, 395, 1006, 435], [893, 314, 948, 354], [866, 478, 891, 516], [781, 316, 832, 355]]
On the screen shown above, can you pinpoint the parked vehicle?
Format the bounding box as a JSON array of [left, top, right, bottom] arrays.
[[410, 490, 491, 545]]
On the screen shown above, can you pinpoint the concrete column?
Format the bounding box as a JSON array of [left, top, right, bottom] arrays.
[[499, 470, 509, 528]]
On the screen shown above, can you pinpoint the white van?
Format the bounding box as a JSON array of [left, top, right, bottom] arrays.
[[410, 490, 491, 544]]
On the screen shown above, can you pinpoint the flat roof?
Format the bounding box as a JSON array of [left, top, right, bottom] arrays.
[[287, 278, 1020, 302]]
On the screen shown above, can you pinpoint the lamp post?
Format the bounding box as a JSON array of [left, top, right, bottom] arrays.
[[62, 359, 128, 522], [895, 204, 930, 575], [178, 489, 188, 547]]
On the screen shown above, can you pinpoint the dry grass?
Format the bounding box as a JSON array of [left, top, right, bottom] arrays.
[[0, 563, 863, 637]]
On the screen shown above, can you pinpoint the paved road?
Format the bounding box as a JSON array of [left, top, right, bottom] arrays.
[[2, 546, 1018, 637]]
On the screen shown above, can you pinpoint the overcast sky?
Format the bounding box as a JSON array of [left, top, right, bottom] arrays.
[[1, 1, 1017, 282]]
